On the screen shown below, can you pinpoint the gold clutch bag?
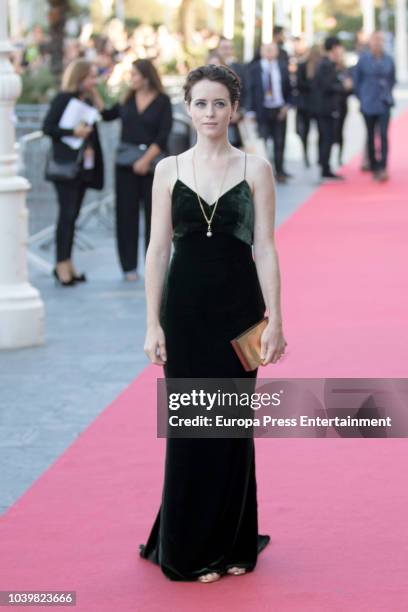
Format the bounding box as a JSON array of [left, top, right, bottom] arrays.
[[230, 317, 268, 372]]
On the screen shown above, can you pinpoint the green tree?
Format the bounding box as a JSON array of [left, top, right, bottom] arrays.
[[314, 0, 367, 40]]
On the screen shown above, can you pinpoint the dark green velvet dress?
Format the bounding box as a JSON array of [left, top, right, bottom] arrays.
[[139, 152, 270, 581]]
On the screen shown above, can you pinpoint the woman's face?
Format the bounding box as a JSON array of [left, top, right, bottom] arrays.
[[81, 64, 98, 92], [331, 44, 344, 65], [187, 79, 237, 137], [131, 66, 146, 90]]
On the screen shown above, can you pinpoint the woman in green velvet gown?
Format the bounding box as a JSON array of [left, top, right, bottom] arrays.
[[141, 64, 287, 583]]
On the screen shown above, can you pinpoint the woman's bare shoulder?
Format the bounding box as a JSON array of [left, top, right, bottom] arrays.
[[245, 152, 272, 173], [245, 152, 274, 191], [154, 150, 194, 194], [154, 155, 179, 194]]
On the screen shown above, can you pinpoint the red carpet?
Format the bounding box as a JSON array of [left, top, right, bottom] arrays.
[[1, 110, 408, 611]]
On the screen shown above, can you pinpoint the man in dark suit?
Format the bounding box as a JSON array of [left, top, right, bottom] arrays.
[[314, 36, 353, 180], [217, 36, 249, 111], [273, 25, 289, 67], [245, 41, 292, 183], [216, 36, 249, 148], [273, 26, 292, 178]]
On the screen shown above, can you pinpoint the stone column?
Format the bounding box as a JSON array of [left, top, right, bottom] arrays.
[[361, 0, 375, 36], [262, 0, 274, 44], [223, 0, 235, 40], [242, 0, 256, 62], [395, 0, 408, 82], [274, 0, 285, 26], [304, 0, 314, 46], [291, 0, 302, 37], [8, 0, 21, 39], [115, 0, 125, 21], [0, 0, 45, 349]]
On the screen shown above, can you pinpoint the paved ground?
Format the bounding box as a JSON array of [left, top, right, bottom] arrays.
[[1, 88, 407, 514]]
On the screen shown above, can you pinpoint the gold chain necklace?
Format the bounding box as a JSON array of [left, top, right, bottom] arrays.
[[192, 147, 232, 237]]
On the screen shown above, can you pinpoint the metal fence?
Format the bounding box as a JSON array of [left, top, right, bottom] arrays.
[[16, 103, 192, 271], [15, 104, 49, 140]]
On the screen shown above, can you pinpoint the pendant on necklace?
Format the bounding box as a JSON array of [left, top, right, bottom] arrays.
[[206, 229, 213, 237]]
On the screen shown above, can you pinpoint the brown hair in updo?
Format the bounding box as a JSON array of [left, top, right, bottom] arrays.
[[183, 64, 241, 106]]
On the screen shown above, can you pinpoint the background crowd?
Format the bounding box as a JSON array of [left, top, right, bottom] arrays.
[[12, 18, 397, 285]]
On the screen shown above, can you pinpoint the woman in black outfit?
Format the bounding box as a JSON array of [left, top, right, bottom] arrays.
[[295, 45, 321, 167], [43, 59, 105, 286], [333, 59, 353, 166], [94, 59, 173, 281], [141, 64, 287, 583]]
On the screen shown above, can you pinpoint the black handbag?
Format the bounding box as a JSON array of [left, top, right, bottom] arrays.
[[115, 142, 167, 172], [44, 145, 85, 182]]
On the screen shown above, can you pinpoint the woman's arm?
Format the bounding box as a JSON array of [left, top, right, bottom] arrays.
[[42, 93, 76, 139], [152, 95, 173, 151], [90, 87, 120, 121], [143, 157, 174, 365], [351, 58, 363, 99], [140, 96, 174, 166], [42, 92, 92, 140], [251, 155, 287, 365]]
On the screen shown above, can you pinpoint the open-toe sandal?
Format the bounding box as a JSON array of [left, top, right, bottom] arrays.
[[227, 566, 247, 576], [197, 571, 222, 583]]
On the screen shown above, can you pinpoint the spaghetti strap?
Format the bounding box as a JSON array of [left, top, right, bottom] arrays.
[[175, 155, 179, 179], [244, 152, 247, 180]]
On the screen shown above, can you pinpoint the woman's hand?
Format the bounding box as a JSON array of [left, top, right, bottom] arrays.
[[343, 76, 353, 91], [133, 157, 151, 175], [260, 321, 287, 366], [144, 323, 167, 366], [73, 122, 92, 139], [89, 85, 105, 111]]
